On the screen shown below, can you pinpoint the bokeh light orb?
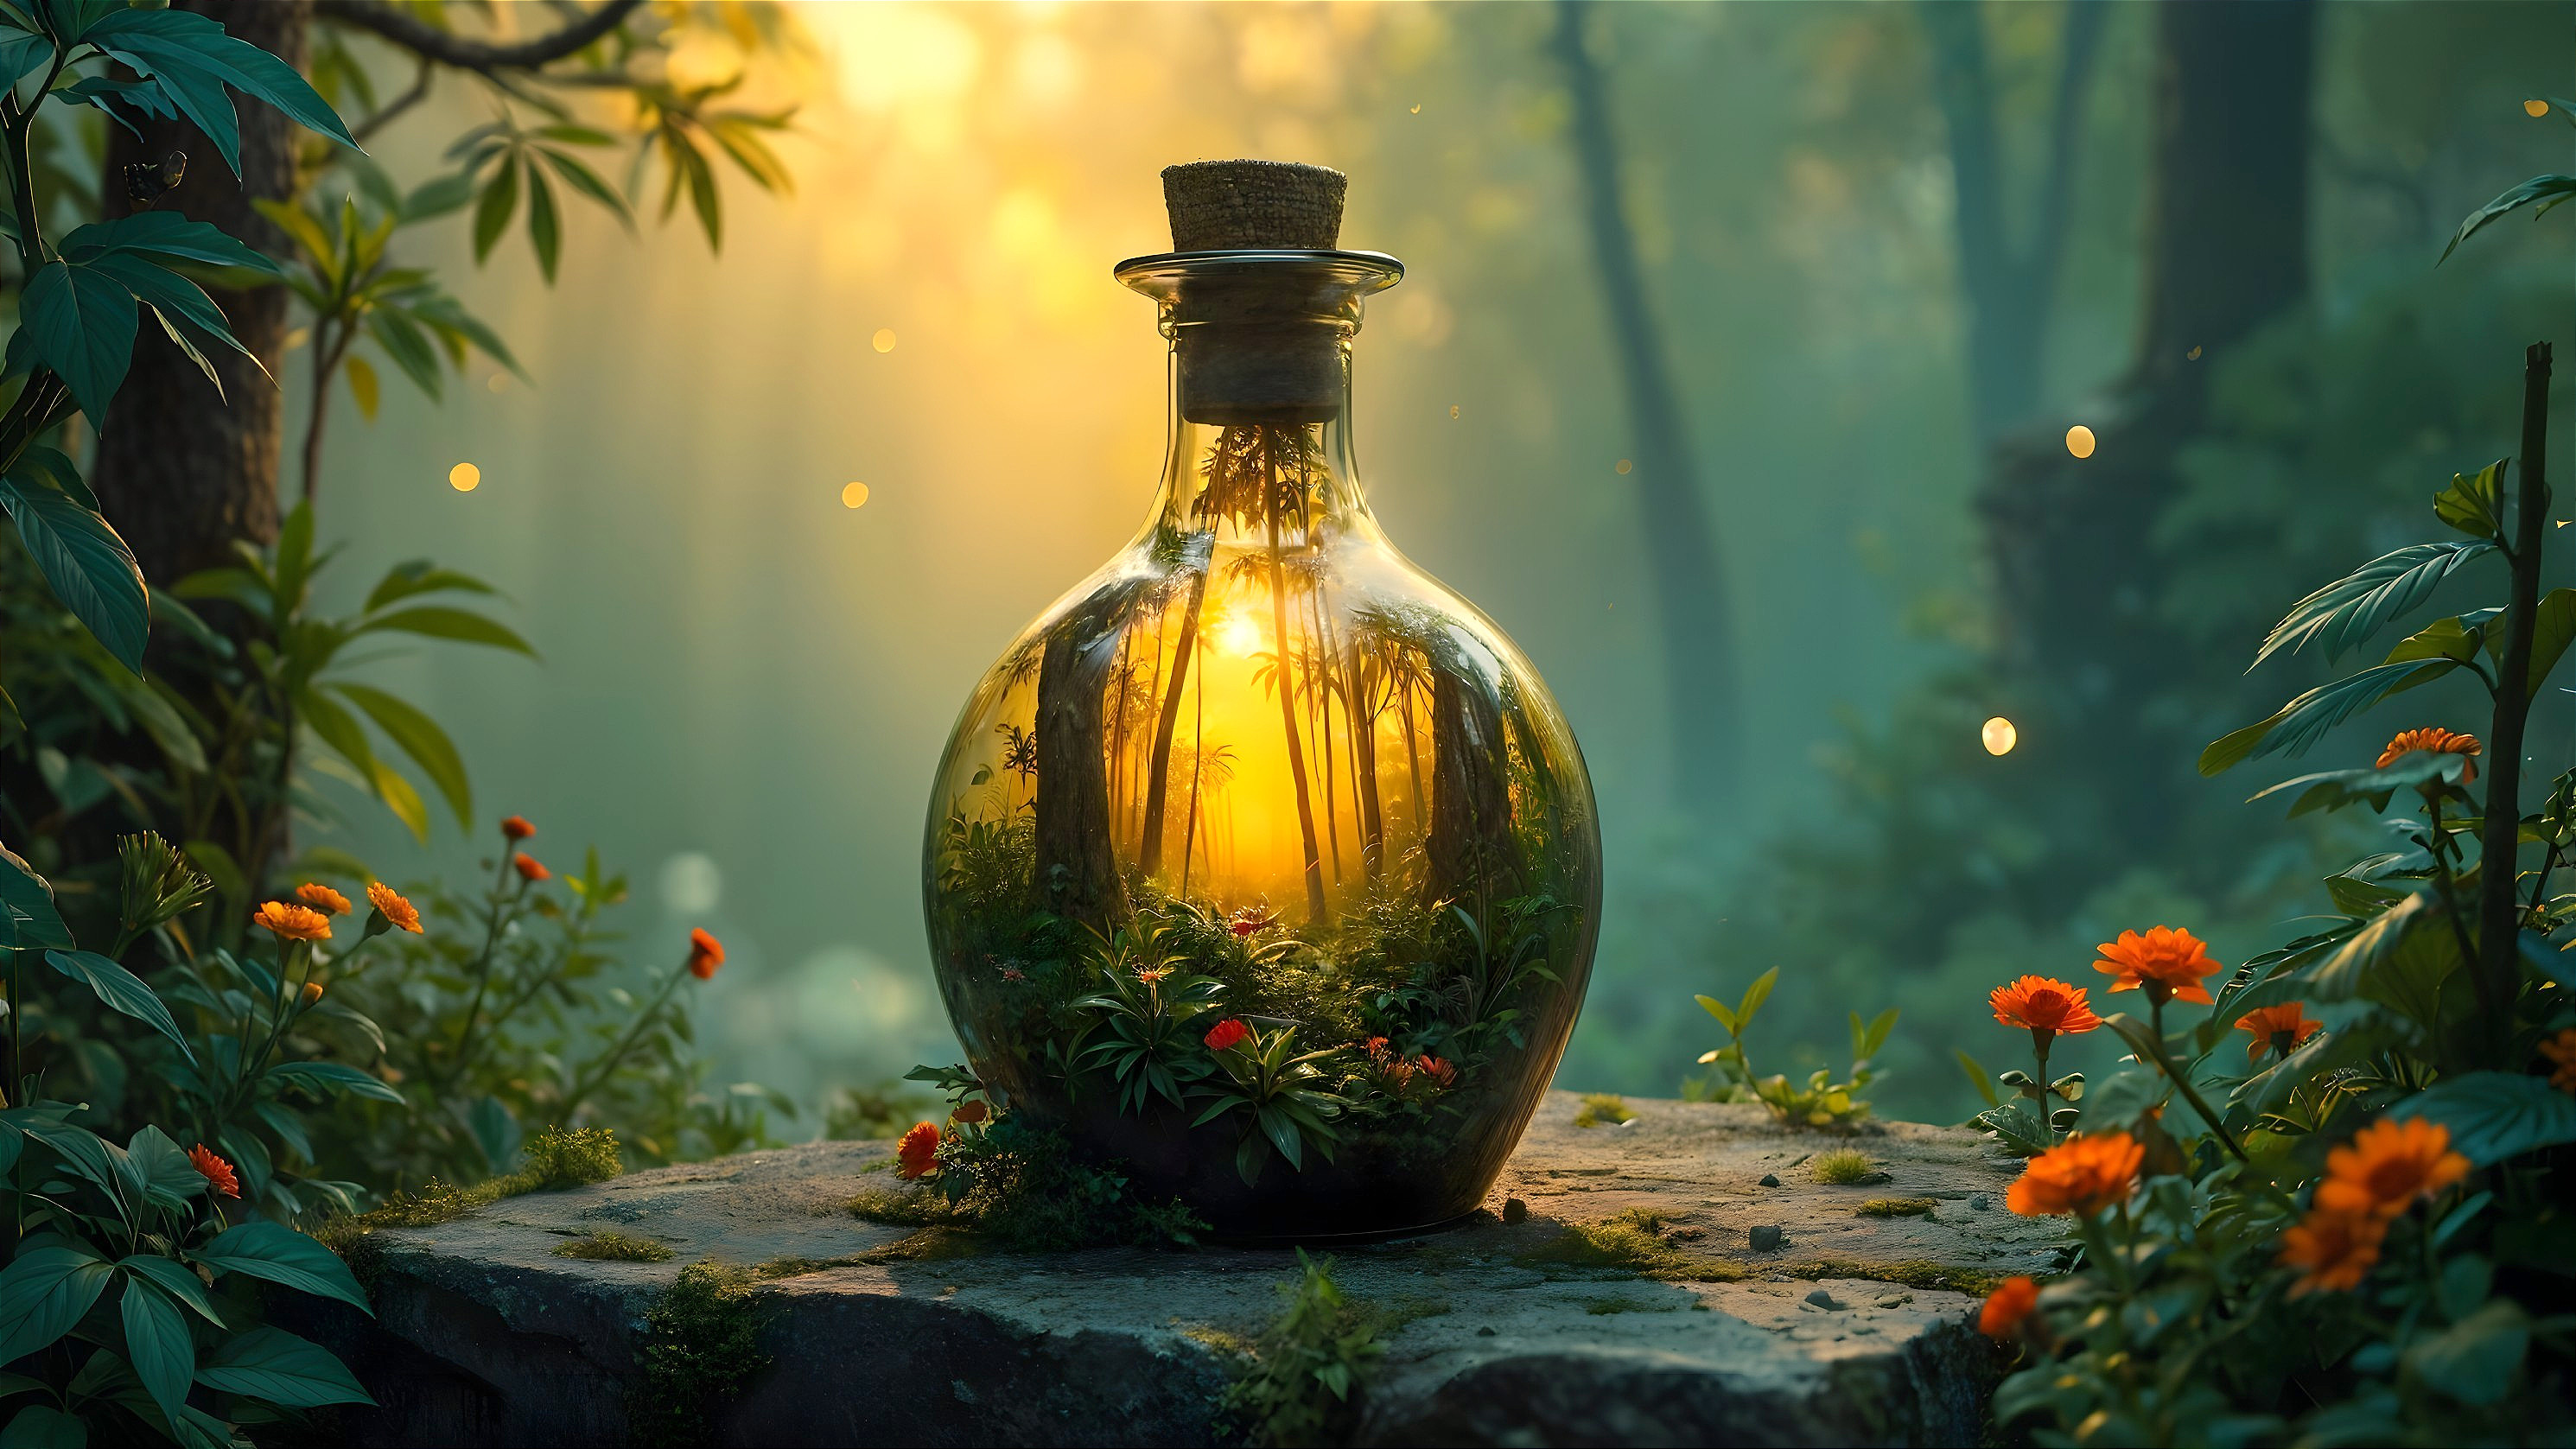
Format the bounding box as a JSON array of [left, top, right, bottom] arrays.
[[2065, 425, 2096, 459], [1982, 716, 2019, 756], [841, 481, 871, 509], [448, 463, 480, 493]]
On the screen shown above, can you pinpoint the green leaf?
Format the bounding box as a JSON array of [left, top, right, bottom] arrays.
[[537, 145, 633, 229], [264, 1060, 404, 1105], [46, 950, 194, 1063], [81, 7, 358, 177], [18, 257, 136, 425], [2198, 659, 2458, 775], [1693, 994, 1734, 1033], [123, 1126, 201, 1211], [362, 560, 499, 614], [0, 1242, 115, 1365], [401, 170, 477, 223], [1737, 966, 1778, 1027], [2434, 461, 2507, 540], [1972, 1101, 2051, 1156], [194, 1326, 372, 1408], [0, 845, 72, 949], [525, 160, 561, 283], [120, 1258, 219, 1327], [59, 211, 282, 276], [0, 480, 149, 672], [2402, 1298, 2529, 1405], [1955, 1048, 2000, 1109], [2254, 542, 2496, 670], [330, 683, 470, 830], [2248, 750, 2467, 818], [195, 1221, 370, 1314], [364, 306, 442, 398], [0, 1404, 86, 1448], [1856, 1007, 1899, 1061], [345, 352, 378, 421], [356, 606, 536, 656], [2395, 1071, 2576, 1167], [121, 1277, 193, 1423], [2382, 613, 2491, 671], [2442, 174, 2576, 264], [2525, 588, 2576, 694], [369, 758, 430, 843], [296, 684, 377, 783], [472, 155, 518, 264]]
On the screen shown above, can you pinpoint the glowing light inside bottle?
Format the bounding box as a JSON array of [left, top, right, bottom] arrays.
[[1982, 716, 2019, 756]]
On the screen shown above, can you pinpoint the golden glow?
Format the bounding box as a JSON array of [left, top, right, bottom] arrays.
[[842, 481, 871, 509], [872, 327, 899, 353], [1410, 103, 1422, 114], [1217, 613, 1263, 658], [1982, 716, 2018, 756], [1449, 404, 1460, 419], [1614, 458, 1632, 474], [2528, 99, 2553, 118], [2065, 425, 2096, 460], [448, 463, 480, 493]]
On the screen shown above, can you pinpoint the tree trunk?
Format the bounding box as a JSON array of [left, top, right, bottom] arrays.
[[1422, 654, 1519, 911], [1976, 0, 2313, 829], [1136, 563, 1205, 876], [1924, 0, 2108, 445], [91, 0, 309, 587], [1033, 578, 1147, 935], [1551, 0, 1740, 816]]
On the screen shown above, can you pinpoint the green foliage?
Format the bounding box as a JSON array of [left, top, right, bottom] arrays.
[[1855, 1198, 1937, 1218], [1514, 1209, 1746, 1282], [1191, 1023, 1347, 1185], [1571, 1091, 1632, 1127], [555, 1230, 672, 1262], [892, 1106, 1205, 1253], [630, 1262, 770, 1449], [1221, 1251, 1381, 1449], [1683, 966, 1895, 1128], [1068, 922, 1224, 1114]]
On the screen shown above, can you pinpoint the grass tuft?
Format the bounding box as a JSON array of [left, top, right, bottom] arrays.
[[1788, 1258, 2004, 1296], [319, 1126, 628, 1270], [1514, 1208, 1746, 1282], [1573, 1093, 1636, 1128], [1810, 1148, 1874, 1185], [1856, 1198, 1939, 1218], [556, 1230, 674, 1262]]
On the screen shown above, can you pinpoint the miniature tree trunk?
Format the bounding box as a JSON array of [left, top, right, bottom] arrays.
[[1423, 659, 1518, 908], [1137, 563, 1206, 874], [1034, 579, 1147, 931]]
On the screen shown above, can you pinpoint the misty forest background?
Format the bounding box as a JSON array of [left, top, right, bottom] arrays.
[[233, 1, 2573, 1128]]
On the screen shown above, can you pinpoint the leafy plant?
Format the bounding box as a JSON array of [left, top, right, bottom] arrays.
[[1682, 966, 1896, 1128], [1222, 1250, 1382, 1449], [1070, 923, 1224, 1114], [1192, 1024, 1346, 1186]]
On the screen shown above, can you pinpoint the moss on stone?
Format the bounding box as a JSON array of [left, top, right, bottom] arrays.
[[555, 1230, 674, 1262], [1573, 1093, 1635, 1128], [1810, 1148, 1874, 1185], [320, 1127, 628, 1274], [1515, 1209, 1746, 1282], [1856, 1198, 1939, 1218], [1787, 1257, 2003, 1296], [631, 1262, 771, 1448]]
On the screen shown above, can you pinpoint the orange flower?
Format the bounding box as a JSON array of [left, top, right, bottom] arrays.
[[1418, 1054, 1457, 1089], [513, 853, 550, 882], [951, 1099, 989, 1125], [2316, 1117, 2470, 1219], [1988, 976, 2102, 1046], [367, 882, 423, 934], [300, 982, 324, 1007], [2093, 925, 2223, 1005], [2280, 1205, 2387, 1295], [1135, 966, 1173, 985], [2006, 1131, 2143, 1217], [1205, 1018, 1250, 1052], [294, 883, 351, 916], [188, 1144, 240, 1199], [2235, 1002, 2323, 1063], [1978, 1276, 2039, 1338], [501, 815, 537, 841], [2541, 1028, 2576, 1093], [2376, 727, 2480, 785], [252, 900, 332, 942], [687, 927, 724, 981], [895, 1121, 941, 1180]]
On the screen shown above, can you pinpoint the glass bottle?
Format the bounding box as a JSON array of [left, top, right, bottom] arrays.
[[922, 162, 1600, 1239]]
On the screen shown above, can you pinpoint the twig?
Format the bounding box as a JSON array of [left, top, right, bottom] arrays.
[[315, 0, 646, 74]]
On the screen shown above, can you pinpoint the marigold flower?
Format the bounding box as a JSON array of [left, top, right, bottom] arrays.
[[2006, 1131, 2143, 1217], [1364, 1036, 1391, 1059], [1988, 976, 2102, 1046], [2280, 1205, 2387, 1295], [687, 927, 724, 981], [1418, 1054, 1457, 1089], [294, 883, 351, 916], [1204, 1018, 1250, 1052], [188, 1144, 240, 1199], [512, 853, 550, 883], [301, 982, 324, 1007], [2316, 1117, 2470, 1219], [2376, 727, 2480, 785], [895, 1121, 941, 1180], [2541, 1028, 2576, 1093], [951, 1100, 989, 1125], [501, 815, 537, 841], [1978, 1276, 2039, 1338], [2235, 1002, 2323, 1063], [252, 900, 332, 942], [367, 882, 423, 934], [2093, 925, 2223, 1005]]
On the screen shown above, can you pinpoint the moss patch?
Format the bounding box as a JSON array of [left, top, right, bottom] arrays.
[[1856, 1198, 1939, 1218], [1810, 1148, 1874, 1185], [555, 1230, 674, 1262], [1515, 1209, 1746, 1282], [631, 1262, 771, 1449], [1573, 1093, 1635, 1128], [319, 1127, 627, 1275], [1787, 1258, 2003, 1296]]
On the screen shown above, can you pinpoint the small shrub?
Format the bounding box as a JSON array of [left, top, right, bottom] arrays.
[[1224, 1251, 1381, 1448], [1810, 1148, 1874, 1185], [1573, 1092, 1635, 1128], [1683, 968, 1898, 1128]]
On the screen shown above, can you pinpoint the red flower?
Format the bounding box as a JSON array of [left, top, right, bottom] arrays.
[[1363, 1036, 1391, 1060], [951, 1100, 989, 1125], [512, 853, 550, 882], [687, 928, 724, 981], [1228, 905, 1277, 937], [1418, 1055, 1457, 1088], [895, 1122, 941, 1180], [501, 815, 536, 841], [1978, 1276, 2039, 1338], [1204, 1018, 1250, 1052], [2235, 1002, 2323, 1063], [188, 1144, 240, 1199]]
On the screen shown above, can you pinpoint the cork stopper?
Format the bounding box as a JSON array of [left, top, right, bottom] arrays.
[[1162, 160, 1346, 251]]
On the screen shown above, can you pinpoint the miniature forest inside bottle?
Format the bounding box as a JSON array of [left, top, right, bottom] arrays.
[[923, 168, 1600, 1237]]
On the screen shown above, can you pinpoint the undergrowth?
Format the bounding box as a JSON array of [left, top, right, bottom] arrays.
[[1224, 1251, 1382, 1448], [1856, 1198, 1939, 1218], [851, 1115, 1205, 1252], [321, 1126, 627, 1281], [1515, 1208, 1746, 1281], [631, 1262, 771, 1448], [557, 1230, 675, 1262]]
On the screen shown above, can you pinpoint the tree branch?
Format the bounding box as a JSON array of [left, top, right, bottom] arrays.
[[314, 0, 646, 73]]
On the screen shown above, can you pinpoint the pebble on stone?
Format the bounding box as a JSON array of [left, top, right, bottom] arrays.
[[1750, 1224, 1785, 1251], [1476, 1325, 1497, 1337], [1502, 1198, 1530, 1224], [1759, 1173, 1781, 1187], [1804, 1288, 1845, 1310], [1969, 1193, 1990, 1211]]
